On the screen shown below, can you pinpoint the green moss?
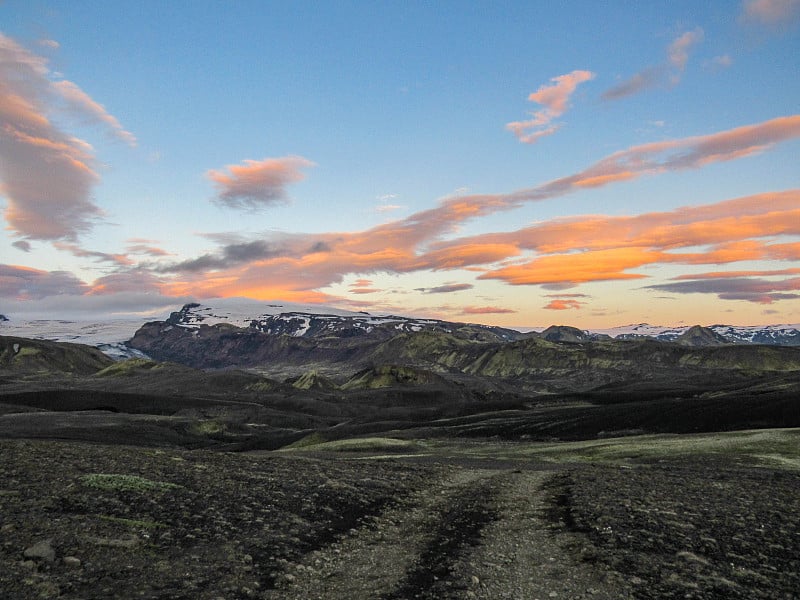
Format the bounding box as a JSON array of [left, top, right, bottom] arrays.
[[14, 346, 41, 358], [427, 428, 800, 469], [80, 473, 180, 493], [246, 381, 280, 392], [98, 515, 166, 529], [95, 358, 158, 377], [190, 419, 225, 435]]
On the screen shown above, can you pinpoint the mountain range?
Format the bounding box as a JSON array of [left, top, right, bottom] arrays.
[[3, 299, 798, 354], [111, 302, 800, 397]]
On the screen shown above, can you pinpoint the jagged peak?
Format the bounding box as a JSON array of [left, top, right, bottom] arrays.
[[674, 325, 730, 347]]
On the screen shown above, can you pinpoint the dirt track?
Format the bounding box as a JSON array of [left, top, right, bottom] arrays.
[[266, 468, 626, 599], [1, 440, 627, 599], [2, 439, 798, 599]]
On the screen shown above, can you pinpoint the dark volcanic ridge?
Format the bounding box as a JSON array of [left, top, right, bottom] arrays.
[[127, 308, 800, 394]]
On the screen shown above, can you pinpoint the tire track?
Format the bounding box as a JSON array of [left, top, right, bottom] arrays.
[[263, 467, 631, 600], [262, 468, 498, 599]]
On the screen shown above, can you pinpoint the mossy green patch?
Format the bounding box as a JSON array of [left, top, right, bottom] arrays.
[[246, 380, 281, 392], [426, 428, 800, 469], [190, 419, 225, 435], [95, 358, 159, 377], [98, 515, 166, 529], [14, 346, 41, 358]]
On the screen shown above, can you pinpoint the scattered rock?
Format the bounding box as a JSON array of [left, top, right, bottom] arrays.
[[23, 539, 55, 563], [62, 556, 82, 568]]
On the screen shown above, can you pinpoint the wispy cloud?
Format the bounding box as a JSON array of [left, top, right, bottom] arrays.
[[349, 278, 382, 294], [0, 33, 133, 241], [667, 29, 704, 71], [706, 54, 733, 70], [506, 70, 594, 143], [207, 156, 315, 210], [53, 242, 134, 266], [416, 283, 474, 294], [88, 269, 166, 296], [53, 80, 137, 146], [603, 28, 703, 100], [125, 239, 171, 257], [671, 267, 800, 280], [646, 276, 800, 304], [461, 306, 516, 315], [740, 0, 800, 25]]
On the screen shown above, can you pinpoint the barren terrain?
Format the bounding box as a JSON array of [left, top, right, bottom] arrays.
[[2, 334, 799, 598], [2, 435, 799, 599]]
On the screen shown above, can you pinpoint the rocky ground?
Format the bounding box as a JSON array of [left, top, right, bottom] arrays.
[[552, 458, 800, 599], [2, 439, 798, 599]]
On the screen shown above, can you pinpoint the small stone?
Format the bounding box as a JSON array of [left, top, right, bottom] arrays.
[[471, 575, 480, 586], [549, 592, 558, 598], [580, 544, 599, 562], [63, 556, 81, 568], [23, 539, 55, 563]]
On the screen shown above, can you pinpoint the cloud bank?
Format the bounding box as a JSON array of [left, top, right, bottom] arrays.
[[147, 116, 800, 307], [0, 34, 134, 242]]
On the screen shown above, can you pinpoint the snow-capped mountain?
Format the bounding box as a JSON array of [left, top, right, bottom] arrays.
[[594, 323, 800, 346], [167, 301, 522, 342], [3, 298, 799, 359]]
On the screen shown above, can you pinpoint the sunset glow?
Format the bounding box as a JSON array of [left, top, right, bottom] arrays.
[[1, 3, 798, 327]]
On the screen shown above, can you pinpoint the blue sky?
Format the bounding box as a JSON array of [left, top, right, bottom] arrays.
[[1, 1, 799, 327]]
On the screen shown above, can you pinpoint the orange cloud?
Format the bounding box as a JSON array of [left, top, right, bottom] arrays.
[[207, 156, 315, 210], [418, 243, 521, 270], [573, 171, 637, 188], [480, 247, 656, 286], [544, 299, 584, 310], [348, 278, 382, 294], [506, 70, 595, 143], [139, 117, 800, 309], [426, 190, 799, 259]]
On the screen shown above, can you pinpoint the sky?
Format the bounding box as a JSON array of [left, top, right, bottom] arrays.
[[1, 0, 799, 328]]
